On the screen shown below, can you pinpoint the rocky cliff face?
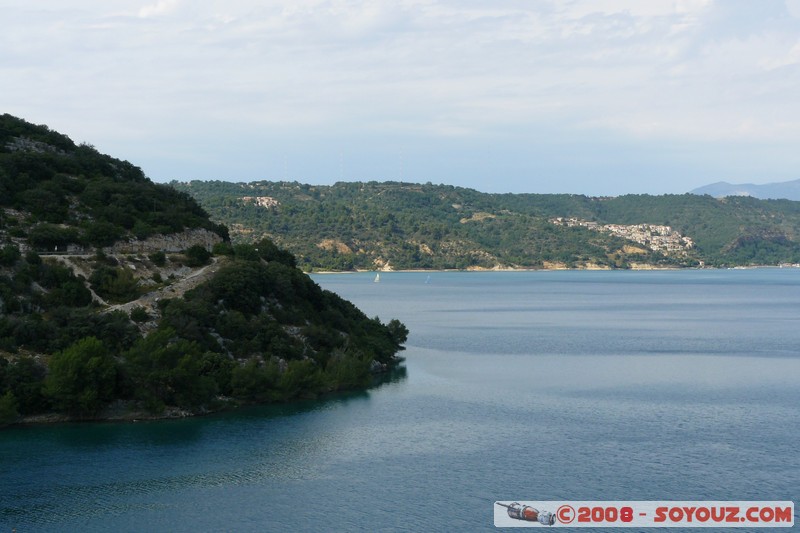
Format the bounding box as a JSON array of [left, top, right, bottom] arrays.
[[4, 136, 68, 155], [104, 228, 223, 254]]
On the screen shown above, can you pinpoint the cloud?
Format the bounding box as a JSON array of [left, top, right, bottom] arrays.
[[759, 39, 800, 70], [138, 0, 181, 18], [786, 0, 800, 18], [2, 0, 800, 190], [555, 0, 712, 19]]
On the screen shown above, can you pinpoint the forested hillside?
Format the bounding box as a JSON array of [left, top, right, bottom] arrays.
[[0, 114, 227, 250], [171, 180, 800, 270], [0, 116, 407, 427]]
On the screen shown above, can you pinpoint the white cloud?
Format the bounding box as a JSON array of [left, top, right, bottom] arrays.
[[138, 0, 181, 18], [760, 39, 800, 70], [786, 0, 800, 18], [555, 0, 712, 20], [2, 0, 800, 189]]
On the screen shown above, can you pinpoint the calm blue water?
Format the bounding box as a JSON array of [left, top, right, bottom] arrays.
[[1, 270, 799, 531]]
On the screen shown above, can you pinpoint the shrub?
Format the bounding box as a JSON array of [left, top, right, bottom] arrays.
[[212, 242, 234, 256], [130, 307, 149, 323], [0, 244, 21, 266], [148, 250, 166, 267], [89, 265, 139, 303], [184, 244, 211, 267]]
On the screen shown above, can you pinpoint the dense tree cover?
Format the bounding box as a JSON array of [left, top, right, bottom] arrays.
[[0, 248, 137, 353], [0, 240, 407, 424], [171, 180, 800, 269], [0, 114, 228, 248], [0, 245, 142, 421], [44, 336, 118, 416], [149, 241, 406, 401], [0, 117, 407, 427]]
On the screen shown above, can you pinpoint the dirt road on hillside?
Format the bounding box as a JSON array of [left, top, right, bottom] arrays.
[[106, 258, 222, 315]]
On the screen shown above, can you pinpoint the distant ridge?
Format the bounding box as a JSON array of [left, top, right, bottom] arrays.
[[172, 179, 800, 270], [691, 178, 800, 200]]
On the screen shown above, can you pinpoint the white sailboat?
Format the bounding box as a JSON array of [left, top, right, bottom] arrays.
[[374, 272, 380, 283]]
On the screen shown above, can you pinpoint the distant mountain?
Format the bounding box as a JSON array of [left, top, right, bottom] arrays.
[[691, 179, 800, 200]]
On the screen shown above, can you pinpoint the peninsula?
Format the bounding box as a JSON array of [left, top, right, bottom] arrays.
[[0, 114, 407, 427]]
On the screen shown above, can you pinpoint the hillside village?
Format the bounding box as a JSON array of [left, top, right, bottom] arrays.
[[551, 217, 695, 256], [241, 196, 280, 209]]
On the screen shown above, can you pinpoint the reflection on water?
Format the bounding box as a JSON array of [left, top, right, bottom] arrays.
[[373, 363, 407, 386], [0, 367, 410, 530]]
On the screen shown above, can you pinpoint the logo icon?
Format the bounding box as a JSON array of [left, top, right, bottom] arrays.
[[496, 502, 556, 526]]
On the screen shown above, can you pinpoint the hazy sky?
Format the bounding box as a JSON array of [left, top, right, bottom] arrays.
[[4, 0, 800, 195]]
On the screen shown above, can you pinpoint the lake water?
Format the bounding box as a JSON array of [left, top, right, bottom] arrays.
[[1, 270, 799, 531]]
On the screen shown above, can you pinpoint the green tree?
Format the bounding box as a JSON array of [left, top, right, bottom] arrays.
[[184, 244, 212, 267], [0, 244, 21, 266], [212, 241, 234, 256], [44, 337, 118, 416], [233, 243, 260, 261], [279, 359, 323, 398], [131, 220, 154, 240], [46, 279, 92, 307], [325, 351, 371, 390], [82, 220, 123, 247], [130, 307, 149, 323], [27, 223, 80, 251], [89, 265, 139, 302], [149, 250, 166, 266], [124, 329, 217, 411], [230, 358, 280, 402], [387, 319, 409, 350], [3, 357, 48, 413], [256, 238, 297, 267], [0, 390, 19, 427]]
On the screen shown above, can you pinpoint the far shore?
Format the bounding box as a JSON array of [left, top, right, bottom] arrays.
[[308, 264, 798, 274]]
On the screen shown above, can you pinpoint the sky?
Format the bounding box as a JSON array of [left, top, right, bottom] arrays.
[[3, 0, 800, 196]]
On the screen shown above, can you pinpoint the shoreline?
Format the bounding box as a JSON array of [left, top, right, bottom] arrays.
[[5, 359, 406, 429], [309, 264, 799, 274]]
